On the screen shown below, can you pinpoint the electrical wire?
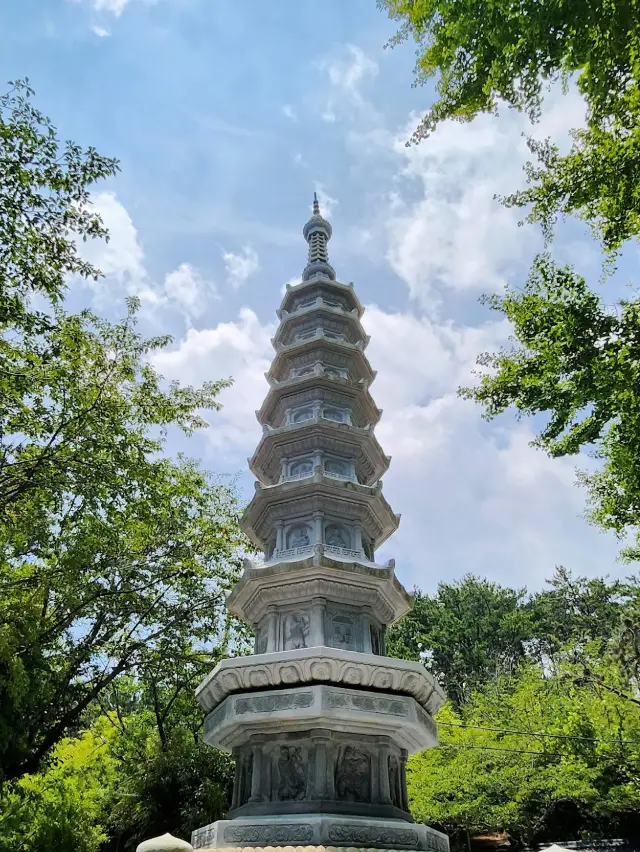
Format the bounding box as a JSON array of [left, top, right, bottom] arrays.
[[436, 720, 636, 746], [438, 742, 559, 757]]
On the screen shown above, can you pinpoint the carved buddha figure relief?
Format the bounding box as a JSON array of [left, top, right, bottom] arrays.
[[289, 458, 313, 477], [388, 754, 402, 810], [323, 405, 345, 422], [335, 745, 371, 802], [236, 750, 253, 807], [325, 523, 349, 548], [323, 366, 342, 378], [332, 614, 355, 650], [255, 630, 268, 654], [283, 614, 309, 650], [292, 406, 314, 423], [370, 624, 382, 656], [287, 524, 310, 549], [294, 365, 314, 377], [277, 746, 306, 801], [324, 458, 347, 476]]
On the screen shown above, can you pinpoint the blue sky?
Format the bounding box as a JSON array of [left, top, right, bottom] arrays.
[[2, 0, 634, 594]]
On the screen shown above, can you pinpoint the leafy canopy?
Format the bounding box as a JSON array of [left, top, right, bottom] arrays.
[[459, 256, 640, 552], [388, 575, 532, 709], [409, 655, 640, 846], [0, 80, 248, 783], [379, 0, 640, 252], [0, 79, 118, 331], [379, 1, 640, 549]]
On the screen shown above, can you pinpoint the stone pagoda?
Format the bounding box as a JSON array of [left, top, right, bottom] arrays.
[[191, 196, 448, 852]]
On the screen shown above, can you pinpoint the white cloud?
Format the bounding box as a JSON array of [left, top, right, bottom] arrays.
[[84, 192, 146, 288], [360, 307, 618, 590], [317, 44, 379, 123], [282, 104, 297, 121], [320, 44, 378, 101], [79, 193, 217, 324], [163, 263, 218, 322], [378, 86, 588, 312], [91, 24, 110, 36], [222, 245, 260, 290], [150, 308, 275, 455], [90, 0, 129, 15], [147, 299, 620, 591]]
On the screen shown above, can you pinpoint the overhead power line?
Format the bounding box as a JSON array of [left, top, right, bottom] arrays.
[[437, 720, 636, 746], [439, 742, 559, 757]]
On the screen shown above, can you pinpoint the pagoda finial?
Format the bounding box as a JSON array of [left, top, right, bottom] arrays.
[[302, 189, 335, 281]]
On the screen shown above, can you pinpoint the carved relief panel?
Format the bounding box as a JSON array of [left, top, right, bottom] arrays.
[[323, 457, 354, 480], [288, 458, 314, 478], [254, 629, 268, 655], [329, 613, 359, 651], [324, 522, 351, 548], [283, 614, 310, 650], [276, 745, 307, 801], [286, 523, 312, 549], [233, 748, 253, 808], [335, 744, 371, 803]]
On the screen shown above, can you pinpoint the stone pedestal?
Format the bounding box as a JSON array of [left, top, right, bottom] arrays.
[[191, 816, 449, 850]]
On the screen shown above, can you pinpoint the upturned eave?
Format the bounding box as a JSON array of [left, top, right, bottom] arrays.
[[240, 472, 401, 551], [277, 277, 364, 318]]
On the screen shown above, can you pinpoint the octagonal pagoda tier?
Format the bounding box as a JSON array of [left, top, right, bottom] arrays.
[[267, 334, 375, 384], [191, 194, 448, 852], [249, 418, 390, 486], [272, 301, 369, 348], [256, 372, 381, 430], [242, 470, 400, 561], [277, 276, 363, 320]]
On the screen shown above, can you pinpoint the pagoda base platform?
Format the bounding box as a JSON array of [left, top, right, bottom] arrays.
[[190, 815, 449, 852]]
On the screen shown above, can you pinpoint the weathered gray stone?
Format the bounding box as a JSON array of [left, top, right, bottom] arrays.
[[191, 815, 449, 851], [202, 684, 438, 754], [195, 647, 443, 716]]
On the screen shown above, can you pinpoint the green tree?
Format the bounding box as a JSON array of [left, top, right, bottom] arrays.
[[378, 0, 640, 252], [388, 575, 532, 708], [0, 728, 116, 852], [528, 567, 625, 660], [102, 666, 235, 851], [0, 304, 246, 781], [457, 257, 640, 554], [0, 80, 249, 782], [378, 2, 640, 553], [0, 79, 118, 332], [408, 655, 640, 846]]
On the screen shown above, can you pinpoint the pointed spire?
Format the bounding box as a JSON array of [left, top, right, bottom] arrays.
[[302, 190, 335, 281]]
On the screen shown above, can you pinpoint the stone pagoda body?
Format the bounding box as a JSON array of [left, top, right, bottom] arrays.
[[191, 196, 448, 852]]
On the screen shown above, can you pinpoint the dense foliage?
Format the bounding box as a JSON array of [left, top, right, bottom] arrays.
[[0, 75, 248, 849], [379, 0, 640, 252], [379, 1, 640, 559], [388, 571, 640, 847], [409, 656, 640, 847]]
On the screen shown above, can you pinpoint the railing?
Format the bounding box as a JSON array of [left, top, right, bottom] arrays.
[[274, 545, 314, 560], [279, 471, 314, 483], [291, 297, 348, 313], [323, 470, 355, 482], [324, 545, 364, 559]]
